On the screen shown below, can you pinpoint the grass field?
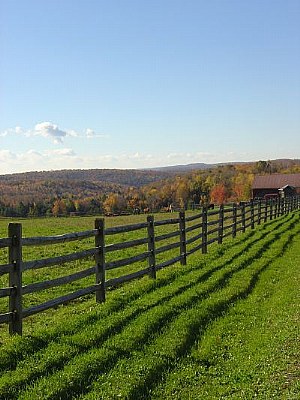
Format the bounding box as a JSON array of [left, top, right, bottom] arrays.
[[0, 212, 299, 399]]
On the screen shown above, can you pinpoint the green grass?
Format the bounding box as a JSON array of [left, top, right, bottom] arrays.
[[0, 212, 183, 314], [0, 212, 299, 399]]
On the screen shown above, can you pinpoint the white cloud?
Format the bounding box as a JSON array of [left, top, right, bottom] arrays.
[[0, 126, 27, 137], [34, 122, 68, 144], [0, 150, 14, 162], [0, 123, 107, 144], [47, 148, 76, 157], [85, 128, 108, 139], [15, 126, 23, 134], [1, 146, 283, 176], [26, 149, 43, 156], [86, 128, 95, 138]]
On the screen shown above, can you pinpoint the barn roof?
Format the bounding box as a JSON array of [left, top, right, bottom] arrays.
[[252, 173, 300, 189]]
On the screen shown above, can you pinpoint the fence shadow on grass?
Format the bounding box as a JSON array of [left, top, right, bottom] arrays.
[[0, 197, 299, 336], [0, 214, 299, 400]]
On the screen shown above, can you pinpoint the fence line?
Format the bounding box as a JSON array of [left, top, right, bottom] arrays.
[[0, 196, 299, 335]]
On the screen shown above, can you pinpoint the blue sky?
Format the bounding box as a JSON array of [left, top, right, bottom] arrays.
[[0, 0, 299, 174]]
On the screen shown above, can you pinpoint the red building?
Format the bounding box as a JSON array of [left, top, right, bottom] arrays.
[[252, 173, 300, 199]]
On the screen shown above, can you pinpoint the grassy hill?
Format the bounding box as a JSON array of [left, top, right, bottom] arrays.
[[0, 212, 299, 399]]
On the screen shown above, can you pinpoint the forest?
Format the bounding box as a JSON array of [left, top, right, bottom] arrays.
[[0, 159, 299, 217]]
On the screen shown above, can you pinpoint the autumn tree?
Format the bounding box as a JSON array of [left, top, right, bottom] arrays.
[[103, 193, 126, 214], [173, 178, 189, 209], [210, 184, 227, 205], [52, 199, 67, 217]]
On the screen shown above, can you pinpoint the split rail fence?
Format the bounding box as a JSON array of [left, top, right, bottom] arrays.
[[0, 196, 299, 335]]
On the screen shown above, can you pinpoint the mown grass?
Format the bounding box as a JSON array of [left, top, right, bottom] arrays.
[[0, 212, 299, 399], [0, 212, 190, 314]]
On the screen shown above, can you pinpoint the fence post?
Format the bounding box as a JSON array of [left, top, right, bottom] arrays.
[[232, 203, 237, 238], [280, 198, 284, 215], [250, 200, 255, 229], [264, 200, 268, 223], [292, 196, 296, 211], [95, 218, 106, 303], [179, 211, 187, 265], [147, 215, 156, 278], [270, 200, 273, 220], [202, 206, 208, 254], [285, 197, 288, 214], [241, 203, 246, 233], [8, 223, 23, 335], [257, 200, 262, 225], [218, 204, 224, 244]]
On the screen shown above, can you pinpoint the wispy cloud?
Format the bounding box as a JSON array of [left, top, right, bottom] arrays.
[[0, 148, 79, 174], [45, 148, 76, 157], [0, 122, 107, 144], [0, 147, 277, 175], [85, 128, 108, 139], [0, 150, 15, 161]]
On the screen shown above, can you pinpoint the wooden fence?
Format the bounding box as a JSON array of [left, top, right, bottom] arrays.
[[0, 196, 299, 335]]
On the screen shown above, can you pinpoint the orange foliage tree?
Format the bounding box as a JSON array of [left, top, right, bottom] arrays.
[[210, 184, 227, 205]]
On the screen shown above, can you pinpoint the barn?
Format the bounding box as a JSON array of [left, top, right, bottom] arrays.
[[252, 173, 300, 199]]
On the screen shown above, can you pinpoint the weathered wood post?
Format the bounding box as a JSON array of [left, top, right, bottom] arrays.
[[8, 223, 23, 335], [293, 196, 295, 211], [179, 211, 187, 265], [241, 203, 246, 233], [250, 200, 255, 229], [270, 199, 273, 220], [257, 200, 262, 225], [218, 204, 224, 244], [202, 206, 208, 254], [279, 197, 282, 217], [264, 200, 268, 223], [95, 218, 106, 303], [280, 197, 284, 215], [284, 197, 287, 214], [286, 197, 289, 213], [147, 215, 156, 278], [232, 203, 237, 238], [292, 196, 296, 211], [275, 197, 278, 218]]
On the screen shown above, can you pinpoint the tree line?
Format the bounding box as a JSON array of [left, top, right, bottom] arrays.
[[0, 160, 299, 217]]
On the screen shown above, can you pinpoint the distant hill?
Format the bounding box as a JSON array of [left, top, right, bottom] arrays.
[[0, 168, 172, 187], [148, 161, 249, 172], [0, 159, 299, 207], [149, 159, 300, 173], [147, 162, 216, 172], [0, 168, 174, 206]]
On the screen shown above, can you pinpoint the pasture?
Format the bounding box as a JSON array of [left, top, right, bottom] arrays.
[[0, 211, 299, 399]]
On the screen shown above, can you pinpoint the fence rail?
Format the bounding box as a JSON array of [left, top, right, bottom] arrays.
[[0, 196, 299, 335]]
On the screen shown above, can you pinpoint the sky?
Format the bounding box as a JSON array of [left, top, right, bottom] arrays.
[[0, 0, 299, 174]]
